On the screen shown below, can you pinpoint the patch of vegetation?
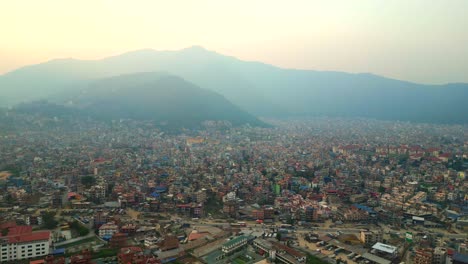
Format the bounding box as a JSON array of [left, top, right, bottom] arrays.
[[205, 192, 223, 216], [81, 175, 96, 187], [41, 211, 58, 229], [307, 254, 329, 264], [69, 220, 90, 236], [91, 248, 119, 259]]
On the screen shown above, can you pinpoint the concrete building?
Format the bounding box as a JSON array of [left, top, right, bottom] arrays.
[[434, 247, 447, 264], [0, 225, 51, 262], [414, 248, 433, 264], [98, 222, 118, 239], [360, 230, 383, 247], [221, 235, 249, 254]]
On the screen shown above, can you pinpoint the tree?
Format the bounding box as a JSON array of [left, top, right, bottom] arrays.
[[4, 193, 17, 205], [69, 220, 90, 236], [276, 232, 282, 241], [378, 186, 386, 193], [41, 211, 58, 229], [81, 175, 96, 187]]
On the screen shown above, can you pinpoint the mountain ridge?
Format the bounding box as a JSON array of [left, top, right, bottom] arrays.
[[13, 72, 265, 129], [1, 46, 467, 124]]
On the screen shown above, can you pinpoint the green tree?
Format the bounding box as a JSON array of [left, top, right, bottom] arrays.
[[41, 211, 58, 229], [378, 186, 386, 193], [69, 220, 90, 236], [80, 175, 96, 187]]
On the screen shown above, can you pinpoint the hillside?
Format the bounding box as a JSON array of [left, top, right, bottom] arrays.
[[1, 46, 467, 124], [23, 73, 263, 128]]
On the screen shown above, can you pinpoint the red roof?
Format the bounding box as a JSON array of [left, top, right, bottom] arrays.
[[8, 231, 50, 243], [188, 232, 208, 241], [0, 222, 50, 243], [120, 246, 143, 254], [29, 260, 46, 264], [0, 221, 16, 230]]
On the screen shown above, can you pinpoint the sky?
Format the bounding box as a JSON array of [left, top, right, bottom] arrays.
[[0, 0, 467, 84]]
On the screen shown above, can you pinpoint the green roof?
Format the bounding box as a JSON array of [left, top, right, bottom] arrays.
[[223, 235, 249, 248], [204, 249, 225, 263]]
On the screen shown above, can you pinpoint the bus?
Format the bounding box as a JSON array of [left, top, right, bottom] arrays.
[[230, 222, 247, 228], [237, 222, 247, 227]]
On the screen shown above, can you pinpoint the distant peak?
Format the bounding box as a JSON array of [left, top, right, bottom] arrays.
[[185, 45, 207, 51], [47, 57, 77, 63]]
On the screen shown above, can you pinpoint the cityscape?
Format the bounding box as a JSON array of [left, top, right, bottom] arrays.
[[1, 1, 467, 264], [0, 114, 466, 264]]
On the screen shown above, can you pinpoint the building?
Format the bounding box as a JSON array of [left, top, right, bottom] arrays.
[[0, 223, 51, 262], [452, 253, 468, 264], [253, 238, 275, 258], [159, 235, 179, 251], [118, 246, 159, 264], [144, 236, 159, 248], [109, 233, 127, 248], [304, 207, 315, 222], [51, 190, 67, 208], [414, 248, 433, 264], [196, 189, 207, 203], [252, 238, 306, 264], [93, 210, 108, 229], [360, 231, 383, 247], [371, 242, 398, 260], [120, 224, 137, 235], [221, 235, 249, 255], [26, 216, 43, 226], [434, 247, 447, 264], [272, 241, 306, 264], [223, 200, 239, 218], [98, 222, 118, 239], [70, 249, 92, 264]]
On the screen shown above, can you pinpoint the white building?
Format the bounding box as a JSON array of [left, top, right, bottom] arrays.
[[98, 222, 119, 238], [0, 230, 51, 262]]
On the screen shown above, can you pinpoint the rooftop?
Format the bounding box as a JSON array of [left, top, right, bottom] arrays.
[[223, 235, 248, 248], [362, 253, 392, 264], [372, 242, 398, 254]]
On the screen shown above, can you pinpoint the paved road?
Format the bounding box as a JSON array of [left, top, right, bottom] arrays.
[[189, 220, 467, 239], [54, 232, 96, 247]]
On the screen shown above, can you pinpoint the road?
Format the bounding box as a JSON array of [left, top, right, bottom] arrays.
[[188, 220, 467, 239], [54, 232, 96, 247]]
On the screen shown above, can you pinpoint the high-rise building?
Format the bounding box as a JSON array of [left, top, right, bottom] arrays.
[[434, 247, 447, 264]]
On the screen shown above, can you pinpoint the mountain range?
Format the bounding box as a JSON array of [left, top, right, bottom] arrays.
[[12, 72, 264, 129], [1, 46, 467, 124]]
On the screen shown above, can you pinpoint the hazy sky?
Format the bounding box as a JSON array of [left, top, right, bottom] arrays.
[[1, 0, 467, 84]]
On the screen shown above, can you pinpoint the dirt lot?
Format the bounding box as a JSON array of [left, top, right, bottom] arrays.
[[297, 234, 357, 264]]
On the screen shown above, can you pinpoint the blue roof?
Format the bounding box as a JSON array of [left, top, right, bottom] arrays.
[[353, 204, 376, 214], [52, 248, 65, 255], [453, 253, 468, 264]]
